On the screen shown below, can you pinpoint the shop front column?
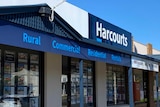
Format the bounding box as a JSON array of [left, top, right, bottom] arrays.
[[95, 62, 106, 107], [79, 59, 84, 107], [44, 53, 62, 107], [148, 72, 155, 107], [128, 67, 134, 107]]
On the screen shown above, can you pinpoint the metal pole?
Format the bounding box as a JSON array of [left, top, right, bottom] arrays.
[[128, 67, 134, 107], [79, 59, 84, 107]]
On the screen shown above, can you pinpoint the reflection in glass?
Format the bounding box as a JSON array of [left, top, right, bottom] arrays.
[[0, 52, 40, 107], [62, 57, 94, 107], [106, 65, 126, 105], [71, 58, 80, 106]]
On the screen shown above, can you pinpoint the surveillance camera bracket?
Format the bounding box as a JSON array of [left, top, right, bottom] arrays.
[[49, 0, 66, 22]]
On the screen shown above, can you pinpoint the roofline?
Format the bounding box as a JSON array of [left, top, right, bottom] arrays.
[[0, 4, 49, 15]]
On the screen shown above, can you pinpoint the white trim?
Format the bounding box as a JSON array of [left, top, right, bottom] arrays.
[[132, 56, 159, 72]]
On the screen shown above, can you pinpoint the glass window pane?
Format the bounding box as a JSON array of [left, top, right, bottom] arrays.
[[83, 61, 94, 107], [29, 54, 39, 107], [1, 50, 41, 107], [30, 54, 39, 64], [106, 65, 126, 105]]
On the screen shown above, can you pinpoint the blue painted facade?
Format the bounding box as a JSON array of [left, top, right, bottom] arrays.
[[0, 19, 131, 67]]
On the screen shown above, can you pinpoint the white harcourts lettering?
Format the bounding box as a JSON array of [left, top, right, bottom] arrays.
[[96, 22, 128, 47]]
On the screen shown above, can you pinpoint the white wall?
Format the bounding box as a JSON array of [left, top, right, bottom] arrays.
[[55, 2, 89, 38], [44, 53, 62, 107], [133, 40, 160, 55], [95, 62, 107, 107], [133, 41, 147, 54], [153, 48, 160, 54]]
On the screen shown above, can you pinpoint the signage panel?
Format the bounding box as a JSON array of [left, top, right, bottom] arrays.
[[0, 20, 131, 67], [132, 56, 159, 72], [89, 14, 132, 52]]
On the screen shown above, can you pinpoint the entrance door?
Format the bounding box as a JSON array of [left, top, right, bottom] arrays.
[[106, 65, 126, 106], [62, 57, 80, 107], [62, 56, 71, 107], [62, 56, 94, 107]]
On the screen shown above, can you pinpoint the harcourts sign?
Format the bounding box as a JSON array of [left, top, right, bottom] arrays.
[[96, 22, 128, 47], [89, 14, 132, 51]]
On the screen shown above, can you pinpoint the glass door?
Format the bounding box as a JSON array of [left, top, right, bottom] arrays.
[[106, 65, 126, 106], [70, 58, 80, 107], [62, 56, 71, 107], [62, 57, 95, 107], [62, 57, 80, 107]]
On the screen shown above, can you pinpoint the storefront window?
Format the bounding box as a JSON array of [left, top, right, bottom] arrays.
[[71, 58, 80, 106], [0, 46, 42, 107], [0, 50, 2, 96], [106, 65, 127, 106], [83, 61, 94, 107], [158, 73, 160, 100], [133, 69, 147, 102], [62, 57, 95, 107], [71, 59, 94, 107], [153, 73, 157, 101]]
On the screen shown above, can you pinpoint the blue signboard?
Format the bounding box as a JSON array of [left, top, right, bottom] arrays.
[[89, 14, 132, 52], [0, 20, 131, 67]]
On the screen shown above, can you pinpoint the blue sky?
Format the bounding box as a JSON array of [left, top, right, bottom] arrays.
[[67, 0, 160, 50]]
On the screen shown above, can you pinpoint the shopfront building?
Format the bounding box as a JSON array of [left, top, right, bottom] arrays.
[[1, 2, 160, 107], [0, 4, 134, 107], [132, 56, 159, 107]]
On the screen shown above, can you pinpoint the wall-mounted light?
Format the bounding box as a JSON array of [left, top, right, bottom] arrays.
[[39, 6, 52, 17]]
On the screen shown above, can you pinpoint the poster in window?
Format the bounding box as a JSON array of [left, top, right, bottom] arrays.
[[11, 75, 15, 85], [17, 87, 27, 95], [30, 65, 39, 75], [29, 76, 39, 86], [4, 75, 11, 85], [4, 51, 15, 62], [30, 54, 39, 64], [4, 63, 11, 74], [18, 75, 28, 86], [4, 62, 15, 74], [4, 87, 14, 95], [30, 97, 38, 107], [18, 63, 28, 72], [108, 90, 114, 102], [17, 64, 28, 86], [71, 95, 76, 104], [29, 87, 39, 96], [18, 53, 28, 63], [11, 63, 15, 73], [76, 95, 80, 103]]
